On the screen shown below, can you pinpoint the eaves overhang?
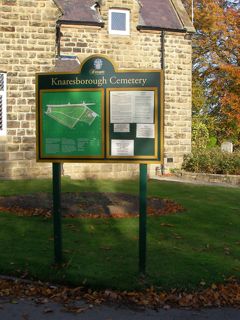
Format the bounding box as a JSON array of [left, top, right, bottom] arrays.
[[57, 20, 104, 27], [137, 25, 188, 33]]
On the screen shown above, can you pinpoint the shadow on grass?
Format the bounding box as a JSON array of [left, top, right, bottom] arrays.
[[0, 178, 240, 291]]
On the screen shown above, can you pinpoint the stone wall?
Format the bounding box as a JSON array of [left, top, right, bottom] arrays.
[[0, 0, 192, 180], [59, 8, 192, 178], [0, 0, 60, 179], [163, 33, 192, 174], [173, 172, 240, 187]]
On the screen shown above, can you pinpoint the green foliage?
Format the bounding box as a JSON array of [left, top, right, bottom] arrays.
[[207, 136, 217, 148], [182, 148, 240, 174], [192, 118, 209, 150], [192, 80, 207, 115]]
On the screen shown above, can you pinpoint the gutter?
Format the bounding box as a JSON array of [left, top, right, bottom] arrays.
[[137, 25, 188, 33], [58, 20, 104, 27]]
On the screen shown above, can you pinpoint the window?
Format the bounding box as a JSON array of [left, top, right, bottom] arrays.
[[0, 73, 7, 136], [109, 9, 130, 35]]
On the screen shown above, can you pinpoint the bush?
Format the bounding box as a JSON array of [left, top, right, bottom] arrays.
[[192, 119, 209, 150], [182, 148, 240, 175]]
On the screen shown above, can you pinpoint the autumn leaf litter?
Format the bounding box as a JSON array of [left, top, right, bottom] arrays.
[[1, 276, 240, 312], [0, 193, 239, 311]]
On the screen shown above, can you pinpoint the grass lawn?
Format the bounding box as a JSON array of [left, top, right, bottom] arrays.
[[0, 177, 239, 291]]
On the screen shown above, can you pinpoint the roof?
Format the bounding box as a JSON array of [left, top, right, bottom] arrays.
[[139, 0, 182, 31], [56, 0, 102, 25], [55, 0, 195, 32], [53, 56, 80, 72]]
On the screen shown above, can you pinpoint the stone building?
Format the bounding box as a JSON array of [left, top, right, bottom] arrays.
[[0, 0, 194, 179]]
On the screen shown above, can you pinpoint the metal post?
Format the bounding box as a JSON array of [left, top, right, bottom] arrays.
[[52, 163, 62, 264], [139, 163, 147, 274]]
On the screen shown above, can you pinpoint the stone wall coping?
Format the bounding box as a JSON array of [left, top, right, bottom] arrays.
[[177, 171, 240, 187]]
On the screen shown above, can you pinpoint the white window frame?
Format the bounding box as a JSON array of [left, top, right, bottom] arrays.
[[108, 9, 130, 35], [0, 72, 7, 136]]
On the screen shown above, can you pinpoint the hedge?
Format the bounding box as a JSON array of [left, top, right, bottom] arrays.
[[182, 148, 240, 175]]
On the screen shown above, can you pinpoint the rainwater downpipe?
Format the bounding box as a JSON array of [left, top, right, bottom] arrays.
[[56, 23, 61, 58], [158, 30, 165, 175]]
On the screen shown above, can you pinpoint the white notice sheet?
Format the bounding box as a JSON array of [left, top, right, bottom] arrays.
[[113, 123, 130, 133], [134, 91, 154, 123], [110, 92, 133, 123], [111, 140, 134, 156], [110, 91, 154, 124], [136, 124, 155, 138]]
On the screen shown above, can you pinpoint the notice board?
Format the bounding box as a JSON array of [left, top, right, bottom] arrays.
[[36, 55, 163, 163]]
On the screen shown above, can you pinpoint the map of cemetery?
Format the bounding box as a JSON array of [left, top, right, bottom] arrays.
[[45, 102, 98, 129]]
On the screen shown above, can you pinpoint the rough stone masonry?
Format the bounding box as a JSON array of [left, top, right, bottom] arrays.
[[0, 0, 194, 179]]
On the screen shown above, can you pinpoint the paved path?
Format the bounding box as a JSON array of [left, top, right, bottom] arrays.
[[1, 297, 240, 320]]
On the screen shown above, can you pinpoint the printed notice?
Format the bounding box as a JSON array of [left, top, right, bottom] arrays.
[[136, 124, 155, 138], [111, 140, 134, 156], [110, 92, 133, 123], [46, 138, 61, 154], [134, 91, 154, 123], [114, 124, 130, 133], [110, 91, 154, 124]]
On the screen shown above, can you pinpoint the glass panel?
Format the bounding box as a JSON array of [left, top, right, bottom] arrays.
[[111, 12, 126, 31], [0, 74, 4, 91]]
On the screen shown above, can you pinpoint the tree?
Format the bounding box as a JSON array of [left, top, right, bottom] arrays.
[[182, 0, 240, 146]]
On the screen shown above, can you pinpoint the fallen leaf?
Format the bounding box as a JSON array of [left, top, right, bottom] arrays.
[[100, 247, 112, 251], [11, 300, 18, 304], [2, 277, 240, 309], [160, 223, 175, 227], [212, 283, 217, 290], [43, 307, 53, 313], [163, 304, 171, 310], [63, 305, 88, 313]]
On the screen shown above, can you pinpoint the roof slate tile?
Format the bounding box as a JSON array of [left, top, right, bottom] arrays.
[[55, 0, 194, 32], [139, 0, 182, 30]]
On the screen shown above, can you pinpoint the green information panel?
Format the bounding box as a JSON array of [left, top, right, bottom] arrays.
[[40, 89, 104, 158], [36, 55, 163, 163]]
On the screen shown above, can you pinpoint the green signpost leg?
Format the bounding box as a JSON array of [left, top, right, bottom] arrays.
[[52, 163, 63, 264], [139, 163, 147, 274]]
